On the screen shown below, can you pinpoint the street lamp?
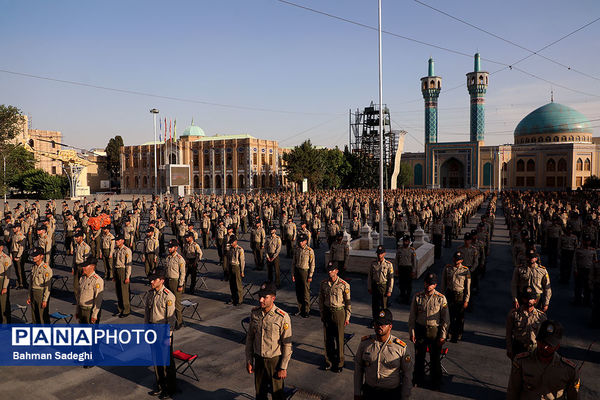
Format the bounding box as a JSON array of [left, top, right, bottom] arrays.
[[150, 108, 159, 195]]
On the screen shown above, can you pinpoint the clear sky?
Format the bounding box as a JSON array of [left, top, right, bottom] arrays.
[[1, 0, 599, 153]]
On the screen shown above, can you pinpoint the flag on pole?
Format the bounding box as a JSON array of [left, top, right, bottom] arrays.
[[159, 118, 162, 142], [174, 119, 177, 141], [164, 117, 167, 142], [169, 119, 172, 140]]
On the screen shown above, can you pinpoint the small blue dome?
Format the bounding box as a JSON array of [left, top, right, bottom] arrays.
[[181, 124, 205, 137], [514, 103, 591, 137]]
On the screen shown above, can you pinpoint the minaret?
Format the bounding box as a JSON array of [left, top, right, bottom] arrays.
[[421, 58, 442, 144], [466, 53, 489, 142]]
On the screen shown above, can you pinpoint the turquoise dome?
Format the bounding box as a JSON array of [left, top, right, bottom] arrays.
[[514, 103, 591, 137], [181, 124, 205, 137]]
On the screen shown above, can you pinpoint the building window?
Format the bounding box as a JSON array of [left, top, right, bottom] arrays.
[[238, 154, 245, 167], [576, 158, 583, 171], [414, 164, 423, 185], [226, 175, 233, 188], [193, 175, 199, 188], [269, 154, 273, 166], [142, 176, 148, 188], [569, 136, 574, 142], [204, 154, 209, 167], [556, 176, 565, 187], [546, 136, 551, 142], [239, 175, 245, 188], [516, 159, 525, 172], [253, 153, 258, 165], [51, 166, 57, 175], [526, 159, 535, 172], [502, 162, 508, 171], [538, 137, 543, 142], [561, 136, 566, 142], [227, 154, 233, 168], [483, 162, 492, 186], [546, 176, 555, 187], [553, 136, 559, 142], [576, 177, 583, 187], [584, 158, 591, 171], [261, 154, 266, 165], [526, 176, 535, 186], [516, 176, 524, 187], [204, 175, 210, 188], [558, 158, 567, 172], [125, 176, 130, 188], [546, 159, 555, 172]]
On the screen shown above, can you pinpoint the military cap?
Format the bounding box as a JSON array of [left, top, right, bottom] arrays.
[[36, 224, 47, 232], [521, 230, 529, 237], [326, 260, 338, 271], [470, 229, 477, 235], [464, 233, 472, 240], [167, 239, 179, 248], [255, 281, 277, 298], [114, 234, 125, 241], [402, 234, 411, 241], [374, 309, 393, 325], [29, 247, 44, 257], [537, 320, 563, 347], [582, 234, 592, 242], [83, 257, 98, 267], [424, 272, 437, 284], [478, 222, 485, 228], [102, 225, 111, 230], [453, 251, 464, 260], [526, 249, 538, 260], [336, 231, 344, 238], [0, 239, 5, 247], [12, 222, 21, 228], [520, 286, 537, 301], [74, 230, 84, 238], [148, 268, 166, 281], [228, 235, 238, 244], [376, 245, 386, 254], [298, 234, 308, 242]]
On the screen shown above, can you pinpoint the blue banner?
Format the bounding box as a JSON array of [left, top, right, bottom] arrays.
[[1, 324, 171, 366]]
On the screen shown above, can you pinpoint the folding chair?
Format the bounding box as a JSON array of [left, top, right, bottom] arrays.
[[129, 289, 146, 308], [51, 275, 69, 292], [309, 290, 319, 310], [240, 316, 251, 343], [281, 267, 293, 287], [197, 259, 209, 290], [243, 283, 255, 302], [181, 299, 202, 321], [424, 346, 449, 375], [11, 304, 28, 322], [173, 350, 199, 381], [50, 311, 73, 324], [344, 333, 355, 357], [54, 251, 68, 266]]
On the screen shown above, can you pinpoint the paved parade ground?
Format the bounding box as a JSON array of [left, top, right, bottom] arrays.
[[1, 195, 599, 399]]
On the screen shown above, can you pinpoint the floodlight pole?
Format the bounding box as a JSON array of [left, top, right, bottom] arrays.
[[378, 0, 384, 244], [150, 108, 159, 195]]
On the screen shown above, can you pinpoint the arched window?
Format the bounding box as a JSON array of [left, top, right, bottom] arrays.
[[502, 162, 508, 171], [553, 136, 559, 142], [204, 175, 211, 188], [584, 158, 591, 171], [134, 177, 139, 188], [226, 175, 233, 188], [253, 174, 258, 188], [142, 176, 148, 188], [569, 136, 574, 142], [483, 162, 493, 186], [526, 159, 535, 172], [193, 175, 199, 188], [125, 176, 130, 188], [239, 175, 245, 189], [546, 136, 551, 142], [547, 159, 555, 172], [576, 158, 583, 171], [414, 164, 423, 185], [215, 175, 222, 189], [561, 136, 566, 142], [261, 175, 266, 187], [437, 81, 441, 89], [516, 159, 525, 172], [576, 136, 581, 142], [558, 158, 567, 172], [538, 137, 543, 142]]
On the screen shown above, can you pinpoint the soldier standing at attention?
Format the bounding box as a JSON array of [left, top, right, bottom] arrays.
[[430, 216, 444, 259], [457, 233, 479, 294], [27, 247, 52, 324], [573, 234, 596, 306], [245, 282, 292, 400], [506, 286, 547, 359], [265, 226, 282, 288], [225, 235, 245, 306], [409, 272, 449, 390], [292, 234, 315, 318], [36, 225, 52, 266], [507, 320, 580, 400], [165, 239, 185, 329], [99, 226, 115, 280], [560, 226, 578, 284], [0, 240, 11, 323], [330, 232, 349, 276], [354, 309, 413, 399], [145, 269, 176, 399], [327, 218, 340, 249], [395, 235, 416, 305], [319, 261, 351, 372], [183, 232, 202, 295], [283, 217, 296, 258], [76, 257, 103, 324], [511, 250, 551, 312], [441, 251, 471, 342], [368, 245, 394, 327], [11, 223, 27, 290], [113, 235, 132, 318], [201, 211, 211, 249], [251, 220, 266, 271], [142, 227, 159, 278], [72, 230, 91, 299]]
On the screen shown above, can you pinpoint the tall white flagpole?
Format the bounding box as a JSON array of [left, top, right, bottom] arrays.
[[378, 0, 384, 244]]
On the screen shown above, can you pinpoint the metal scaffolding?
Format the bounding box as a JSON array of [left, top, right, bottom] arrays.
[[349, 102, 398, 189]]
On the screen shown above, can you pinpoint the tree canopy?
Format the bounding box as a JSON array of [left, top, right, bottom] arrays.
[[105, 135, 123, 186], [0, 105, 24, 144]]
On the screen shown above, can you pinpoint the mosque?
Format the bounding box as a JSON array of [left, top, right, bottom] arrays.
[[401, 54, 597, 190]]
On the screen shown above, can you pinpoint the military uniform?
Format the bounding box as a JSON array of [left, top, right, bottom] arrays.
[[145, 285, 176, 397], [183, 239, 202, 294], [395, 245, 416, 304], [511, 263, 552, 310], [73, 240, 91, 298], [113, 244, 132, 316], [0, 251, 11, 323], [408, 289, 449, 388], [330, 239, 349, 274], [430, 220, 444, 259], [573, 245, 596, 305], [292, 244, 315, 317], [560, 232, 578, 283], [11, 231, 26, 288], [441, 262, 471, 341], [354, 335, 413, 399], [507, 351, 580, 400], [77, 271, 104, 323], [251, 226, 266, 270], [36, 233, 53, 266], [245, 304, 292, 400], [225, 244, 245, 305], [165, 251, 186, 326], [100, 231, 115, 280], [318, 276, 351, 370], [283, 221, 296, 257], [265, 233, 282, 287], [368, 258, 394, 321], [457, 243, 479, 290], [505, 307, 546, 358], [29, 261, 53, 324]]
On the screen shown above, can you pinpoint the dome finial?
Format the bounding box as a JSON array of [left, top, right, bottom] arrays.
[[551, 88, 554, 103], [428, 57, 435, 77], [191, 117, 194, 125]]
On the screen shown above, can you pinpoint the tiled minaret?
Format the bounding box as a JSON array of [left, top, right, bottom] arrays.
[[467, 53, 489, 142], [421, 58, 442, 144]]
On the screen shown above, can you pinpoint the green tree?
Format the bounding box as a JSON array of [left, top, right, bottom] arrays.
[[10, 169, 68, 199], [583, 175, 600, 189], [105, 135, 124, 186], [321, 147, 351, 189], [397, 162, 413, 188], [0, 105, 24, 143], [283, 140, 325, 190]]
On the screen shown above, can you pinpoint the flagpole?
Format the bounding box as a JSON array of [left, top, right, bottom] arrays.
[[150, 108, 159, 195], [378, 0, 384, 245]]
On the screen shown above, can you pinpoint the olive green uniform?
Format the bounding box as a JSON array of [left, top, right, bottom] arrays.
[[165, 252, 186, 326], [113, 244, 132, 315], [368, 259, 394, 320], [318, 277, 351, 369], [505, 307, 546, 358], [29, 261, 53, 324], [292, 244, 315, 316], [77, 272, 104, 323], [0, 252, 11, 323]]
